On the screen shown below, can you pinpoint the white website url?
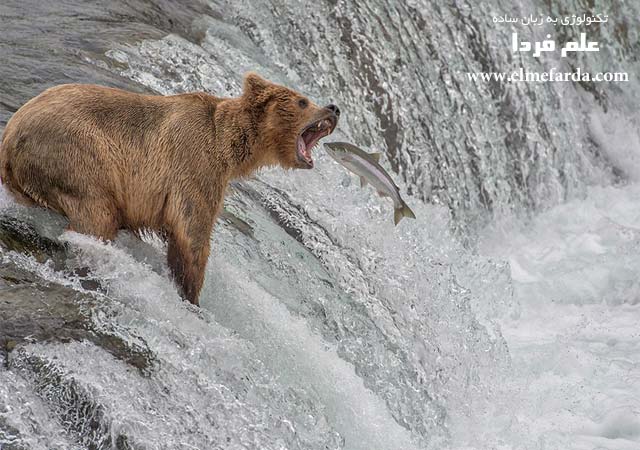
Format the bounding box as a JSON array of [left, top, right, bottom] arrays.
[[467, 67, 629, 83]]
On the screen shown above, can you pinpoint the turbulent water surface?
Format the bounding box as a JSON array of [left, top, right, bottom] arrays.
[[0, 0, 639, 449]]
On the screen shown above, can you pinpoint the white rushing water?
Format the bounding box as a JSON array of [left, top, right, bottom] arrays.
[[452, 182, 640, 449], [1, 0, 640, 449]]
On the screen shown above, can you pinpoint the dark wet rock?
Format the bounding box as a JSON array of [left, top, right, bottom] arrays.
[[0, 216, 156, 375], [0, 0, 221, 128], [0, 416, 27, 450], [0, 216, 67, 269], [0, 264, 156, 375], [8, 348, 141, 450], [0, 214, 155, 446]]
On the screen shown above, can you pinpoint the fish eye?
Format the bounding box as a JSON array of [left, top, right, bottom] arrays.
[[298, 98, 308, 109]]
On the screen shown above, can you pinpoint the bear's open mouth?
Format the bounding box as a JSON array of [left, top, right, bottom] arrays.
[[296, 116, 337, 168]]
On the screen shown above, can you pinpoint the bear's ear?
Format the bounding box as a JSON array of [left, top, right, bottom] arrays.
[[242, 72, 270, 98]]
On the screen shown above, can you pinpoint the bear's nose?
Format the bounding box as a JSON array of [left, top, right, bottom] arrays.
[[325, 104, 340, 117]]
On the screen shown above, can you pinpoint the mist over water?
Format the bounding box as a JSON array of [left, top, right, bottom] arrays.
[[1, 0, 639, 449]]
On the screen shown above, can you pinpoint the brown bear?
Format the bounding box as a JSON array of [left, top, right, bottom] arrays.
[[0, 73, 339, 305]]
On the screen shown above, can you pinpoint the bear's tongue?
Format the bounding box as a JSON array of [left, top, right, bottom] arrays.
[[298, 119, 333, 167], [297, 137, 312, 166]]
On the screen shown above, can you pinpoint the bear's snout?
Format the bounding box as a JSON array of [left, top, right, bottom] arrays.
[[324, 104, 340, 117]]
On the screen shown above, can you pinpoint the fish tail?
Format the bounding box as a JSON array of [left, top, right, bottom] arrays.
[[393, 201, 416, 225]]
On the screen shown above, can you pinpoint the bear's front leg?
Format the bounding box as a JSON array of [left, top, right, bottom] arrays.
[[165, 200, 216, 306]]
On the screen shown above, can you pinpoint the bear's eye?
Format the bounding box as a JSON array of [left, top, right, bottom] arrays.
[[298, 98, 308, 109]]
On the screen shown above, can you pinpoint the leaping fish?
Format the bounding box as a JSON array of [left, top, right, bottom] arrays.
[[323, 142, 416, 225]]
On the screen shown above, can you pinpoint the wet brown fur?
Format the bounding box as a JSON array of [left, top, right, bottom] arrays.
[[0, 73, 336, 305]]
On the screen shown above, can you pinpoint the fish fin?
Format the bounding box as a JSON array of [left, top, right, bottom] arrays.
[[377, 190, 389, 198], [394, 202, 416, 226], [369, 152, 382, 163], [360, 176, 368, 188]]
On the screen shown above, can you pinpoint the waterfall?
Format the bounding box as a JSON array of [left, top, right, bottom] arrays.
[[1, 0, 638, 449]]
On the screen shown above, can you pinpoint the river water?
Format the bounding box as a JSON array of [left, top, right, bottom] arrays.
[[0, 0, 639, 449]]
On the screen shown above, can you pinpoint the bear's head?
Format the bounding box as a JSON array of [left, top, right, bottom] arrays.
[[241, 73, 339, 170]]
